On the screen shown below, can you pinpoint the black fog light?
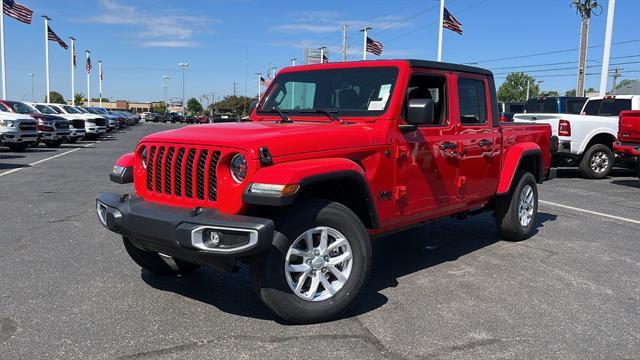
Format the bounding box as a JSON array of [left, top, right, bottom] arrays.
[[189, 226, 257, 252]]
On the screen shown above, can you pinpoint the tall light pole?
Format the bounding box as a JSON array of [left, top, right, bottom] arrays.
[[162, 75, 170, 111], [572, 0, 601, 99], [360, 27, 372, 60], [599, 0, 616, 96], [70, 37, 75, 105], [178, 62, 188, 109], [29, 73, 34, 101], [254, 72, 262, 101]]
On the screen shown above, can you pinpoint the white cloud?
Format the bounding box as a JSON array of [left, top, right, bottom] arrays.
[[87, 0, 218, 47], [269, 12, 412, 34]]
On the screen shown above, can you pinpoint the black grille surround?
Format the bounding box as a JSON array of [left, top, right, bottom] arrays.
[[143, 145, 222, 204]]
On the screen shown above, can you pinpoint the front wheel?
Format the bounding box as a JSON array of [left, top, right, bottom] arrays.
[[251, 200, 372, 324], [7, 143, 29, 152], [579, 144, 613, 179], [123, 237, 200, 276], [495, 171, 538, 241]]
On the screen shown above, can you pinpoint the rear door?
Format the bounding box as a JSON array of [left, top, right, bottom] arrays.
[[453, 74, 501, 206]]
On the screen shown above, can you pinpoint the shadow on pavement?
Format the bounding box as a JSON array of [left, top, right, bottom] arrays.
[[0, 163, 30, 170], [142, 212, 557, 323], [0, 154, 25, 160], [611, 179, 640, 188], [556, 167, 635, 179]]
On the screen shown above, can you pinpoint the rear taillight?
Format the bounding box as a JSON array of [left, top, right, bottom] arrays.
[[559, 120, 571, 137], [499, 115, 509, 122]]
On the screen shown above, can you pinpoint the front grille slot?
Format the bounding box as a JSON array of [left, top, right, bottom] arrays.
[[71, 120, 84, 129], [55, 121, 69, 130], [142, 145, 221, 205], [19, 123, 36, 131]]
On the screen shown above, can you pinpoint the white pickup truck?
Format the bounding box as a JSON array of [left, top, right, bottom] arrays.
[[514, 95, 640, 179]]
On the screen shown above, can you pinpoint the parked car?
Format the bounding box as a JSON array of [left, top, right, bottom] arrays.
[[167, 112, 182, 123], [114, 109, 140, 125], [613, 110, 640, 178], [497, 101, 525, 122], [197, 115, 210, 124], [23, 103, 85, 143], [514, 95, 639, 179], [107, 111, 128, 128], [97, 59, 554, 324], [0, 101, 70, 147], [212, 108, 241, 123], [523, 96, 587, 115], [41, 104, 106, 140], [86, 107, 119, 131], [0, 110, 38, 151]]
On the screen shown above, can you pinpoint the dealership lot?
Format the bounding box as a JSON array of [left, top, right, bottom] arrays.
[[1, 123, 639, 359]]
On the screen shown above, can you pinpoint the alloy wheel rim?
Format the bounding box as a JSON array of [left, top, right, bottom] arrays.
[[518, 184, 535, 227], [590, 151, 609, 174], [284, 226, 353, 302]]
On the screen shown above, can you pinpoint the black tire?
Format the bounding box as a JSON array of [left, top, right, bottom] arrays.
[[579, 144, 613, 179], [123, 237, 200, 276], [68, 137, 78, 144], [636, 158, 640, 179], [251, 200, 372, 324], [85, 134, 98, 140], [44, 139, 63, 148], [7, 143, 29, 152], [495, 171, 538, 241]]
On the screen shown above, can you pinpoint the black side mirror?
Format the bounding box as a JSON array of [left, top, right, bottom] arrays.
[[248, 100, 258, 115], [406, 98, 434, 125]]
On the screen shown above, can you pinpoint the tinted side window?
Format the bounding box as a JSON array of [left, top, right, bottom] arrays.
[[582, 100, 601, 115], [0, 103, 8, 112], [458, 78, 487, 125], [566, 99, 586, 114], [599, 99, 631, 116]]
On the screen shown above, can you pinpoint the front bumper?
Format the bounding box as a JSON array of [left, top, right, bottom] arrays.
[[0, 129, 38, 144], [614, 142, 640, 157], [86, 126, 107, 134], [38, 130, 70, 141], [96, 193, 275, 266], [70, 128, 86, 138]]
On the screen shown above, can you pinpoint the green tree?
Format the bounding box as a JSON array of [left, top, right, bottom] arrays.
[[153, 101, 167, 113], [615, 79, 637, 90], [186, 97, 203, 115], [74, 93, 85, 105], [209, 95, 256, 116], [497, 72, 539, 102], [543, 90, 560, 96], [565, 89, 577, 97], [46, 91, 65, 104], [91, 97, 110, 102]]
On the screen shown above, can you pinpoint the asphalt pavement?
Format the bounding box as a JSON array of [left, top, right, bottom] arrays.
[[1, 123, 639, 359]]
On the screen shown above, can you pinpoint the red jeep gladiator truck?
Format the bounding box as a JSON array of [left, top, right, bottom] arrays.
[[97, 60, 554, 323], [613, 110, 640, 178]]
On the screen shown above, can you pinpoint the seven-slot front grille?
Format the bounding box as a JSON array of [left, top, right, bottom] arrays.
[[71, 120, 85, 129], [18, 122, 37, 131], [144, 145, 222, 203], [55, 121, 69, 130]]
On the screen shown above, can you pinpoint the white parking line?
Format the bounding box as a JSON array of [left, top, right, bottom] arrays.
[[540, 200, 640, 225], [0, 141, 99, 177]]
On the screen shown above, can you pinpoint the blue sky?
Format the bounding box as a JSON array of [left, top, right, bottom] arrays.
[[3, 0, 639, 103]]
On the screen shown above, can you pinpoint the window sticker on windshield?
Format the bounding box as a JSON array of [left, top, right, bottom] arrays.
[[368, 100, 387, 111], [379, 84, 392, 102]]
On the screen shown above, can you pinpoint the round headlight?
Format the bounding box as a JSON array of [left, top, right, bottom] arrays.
[[230, 153, 248, 183], [140, 147, 148, 169]]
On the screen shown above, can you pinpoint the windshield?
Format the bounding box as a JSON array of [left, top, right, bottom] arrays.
[[49, 105, 65, 113], [525, 98, 558, 113], [76, 107, 89, 113], [35, 104, 57, 114], [92, 108, 108, 114], [257, 67, 399, 117], [84, 108, 100, 115], [582, 98, 631, 116], [63, 105, 81, 114], [6, 101, 35, 114]]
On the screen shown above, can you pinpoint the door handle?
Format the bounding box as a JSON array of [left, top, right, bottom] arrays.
[[440, 142, 458, 151], [478, 139, 493, 147]]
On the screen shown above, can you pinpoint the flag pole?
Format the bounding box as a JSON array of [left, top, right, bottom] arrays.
[[70, 37, 75, 105], [255, 72, 261, 102], [360, 27, 371, 60], [0, 0, 6, 99], [98, 60, 102, 107], [599, 0, 616, 96], [43, 16, 51, 103], [86, 51, 91, 107], [437, 0, 445, 62]]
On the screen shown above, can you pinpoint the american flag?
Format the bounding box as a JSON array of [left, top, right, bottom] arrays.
[[47, 26, 68, 49], [366, 36, 383, 56], [2, 0, 33, 24], [321, 52, 328, 64], [259, 76, 270, 88], [443, 7, 463, 35], [86, 53, 92, 74]]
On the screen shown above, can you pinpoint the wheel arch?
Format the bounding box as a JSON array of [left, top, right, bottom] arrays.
[[578, 129, 617, 155], [497, 143, 543, 195]]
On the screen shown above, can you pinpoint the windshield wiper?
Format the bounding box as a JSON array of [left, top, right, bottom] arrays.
[[264, 108, 292, 123], [299, 109, 342, 123]]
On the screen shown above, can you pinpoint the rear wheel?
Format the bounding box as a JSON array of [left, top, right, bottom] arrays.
[[251, 200, 371, 324], [7, 143, 29, 152], [68, 137, 79, 144], [495, 171, 538, 241], [579, 144, 613, 179], [123, 237, 200, 276]]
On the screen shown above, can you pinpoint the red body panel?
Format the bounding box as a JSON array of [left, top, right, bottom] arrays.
[[617, 111, 640, 145], [123, 60, 552, 236], [115, 152, 134, 168]]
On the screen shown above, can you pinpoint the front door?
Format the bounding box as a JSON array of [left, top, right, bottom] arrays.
[[394, 70, 466, 222]]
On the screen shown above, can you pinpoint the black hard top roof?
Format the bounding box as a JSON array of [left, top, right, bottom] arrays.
[[405, 59, 493, 76]]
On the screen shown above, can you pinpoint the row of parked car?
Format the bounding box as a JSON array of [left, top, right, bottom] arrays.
[[141, 109, 242, 124], [499, 95, 640, 179], [0, 101, 141, 151]]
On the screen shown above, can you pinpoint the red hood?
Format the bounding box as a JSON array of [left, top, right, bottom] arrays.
[[140, 121, 386, 158]]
